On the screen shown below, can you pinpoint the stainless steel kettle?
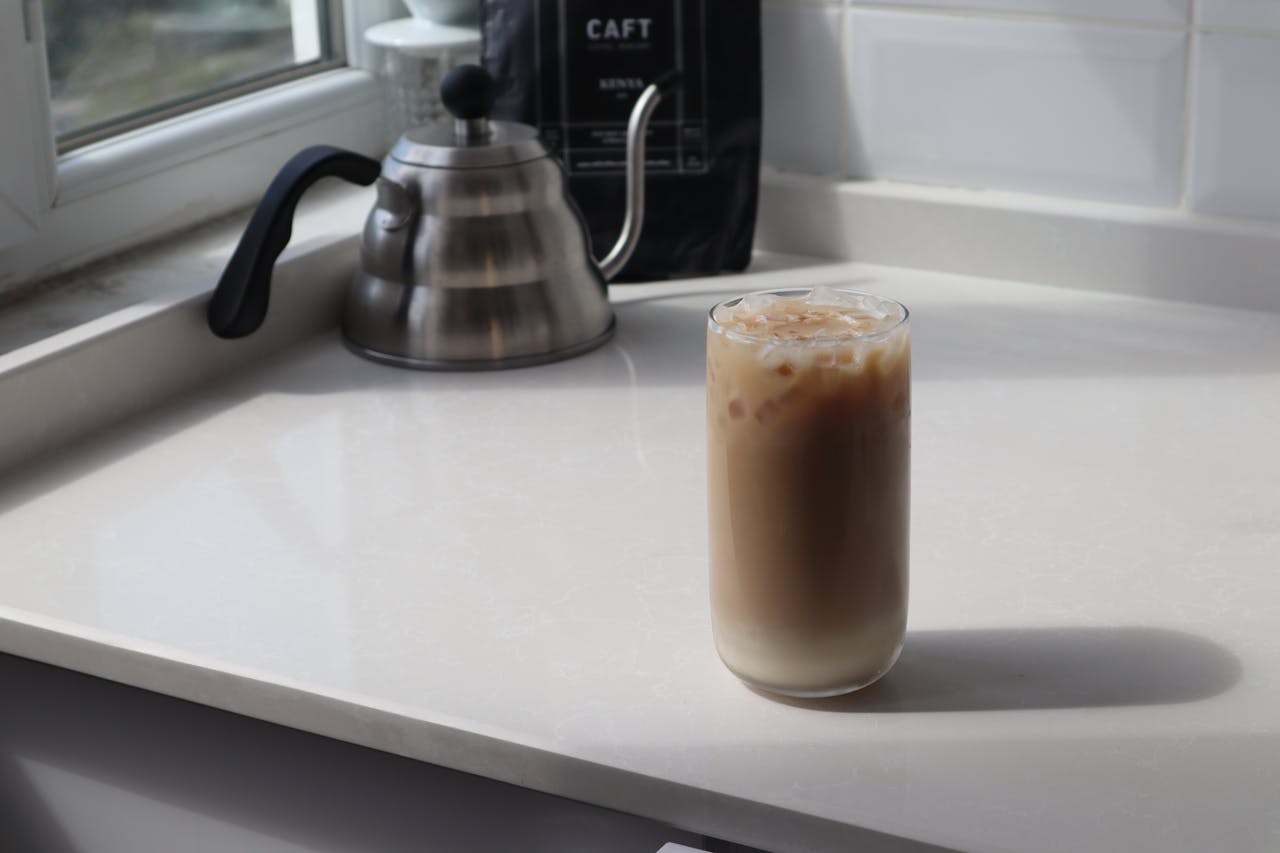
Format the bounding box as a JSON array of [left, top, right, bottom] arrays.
[[208, 64, 679, 370]]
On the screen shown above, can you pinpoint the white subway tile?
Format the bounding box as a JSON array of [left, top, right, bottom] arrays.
[[1197, 0, 1280, 30], [846, 11, 1187, 205], [850, 0, 1191, 26], [1188, 33, 1280, 221], [762, 3, 847, 175]]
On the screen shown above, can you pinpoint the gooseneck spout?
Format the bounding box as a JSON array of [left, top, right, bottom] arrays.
[[597, 71, 682, 282]]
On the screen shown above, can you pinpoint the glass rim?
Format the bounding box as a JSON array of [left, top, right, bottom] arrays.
[[707, 287, 910, 347]]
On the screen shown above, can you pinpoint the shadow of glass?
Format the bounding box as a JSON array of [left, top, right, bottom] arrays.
[[758, 626, 1241, 713]]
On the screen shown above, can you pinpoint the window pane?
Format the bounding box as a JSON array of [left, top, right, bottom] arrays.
[[44, 0, 336, 148]]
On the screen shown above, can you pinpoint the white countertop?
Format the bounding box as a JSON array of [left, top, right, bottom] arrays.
[[2, 260, 1279, 852]]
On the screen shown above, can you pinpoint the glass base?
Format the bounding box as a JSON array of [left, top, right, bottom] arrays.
[[727, 641, 903, 699]]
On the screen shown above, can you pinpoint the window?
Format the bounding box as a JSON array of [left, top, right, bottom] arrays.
[[46, 0, 342, 151], [0, 0, 399, 292]]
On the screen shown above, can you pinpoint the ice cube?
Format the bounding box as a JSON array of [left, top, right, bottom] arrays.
[[811, 286, 892, 318], [809, 285, 860, 308], [737, 291, 779, 317]]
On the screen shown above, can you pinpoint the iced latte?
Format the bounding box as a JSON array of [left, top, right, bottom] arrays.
[[706, 288, 910, 696]]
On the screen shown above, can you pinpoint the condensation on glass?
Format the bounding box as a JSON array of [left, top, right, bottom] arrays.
[[43, 0, 341, 150]]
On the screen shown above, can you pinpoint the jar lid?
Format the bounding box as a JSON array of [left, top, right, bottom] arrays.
[[363, 19, 480, 56]]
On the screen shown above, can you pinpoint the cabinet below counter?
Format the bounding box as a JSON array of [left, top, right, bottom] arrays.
[[1, 259, 1279, 852], [1, 652, 725, 853]]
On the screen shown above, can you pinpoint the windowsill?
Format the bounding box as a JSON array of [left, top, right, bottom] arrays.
[[0, 180, 378, 359]]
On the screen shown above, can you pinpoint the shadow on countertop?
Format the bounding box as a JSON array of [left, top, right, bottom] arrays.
[[755, 625, 1243, 713]]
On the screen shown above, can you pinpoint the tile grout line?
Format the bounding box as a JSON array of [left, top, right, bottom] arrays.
[[1196, 24, 1280, 38], [826, 2, 1186, 32], [1178, 0, 1200, 212], [767, 0, 1280, 39], [840, 0, 854, 180]]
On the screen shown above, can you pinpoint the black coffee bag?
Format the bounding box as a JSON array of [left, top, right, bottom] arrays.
[[482, 0, 761, 280]]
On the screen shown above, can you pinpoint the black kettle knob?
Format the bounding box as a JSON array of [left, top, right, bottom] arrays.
[[441, 64, 496, 120]]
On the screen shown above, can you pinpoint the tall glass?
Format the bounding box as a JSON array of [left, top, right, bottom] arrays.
[[706, 287, 911, 697]]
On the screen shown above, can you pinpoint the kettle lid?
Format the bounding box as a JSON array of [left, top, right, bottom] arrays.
[[388, 64, 548, 169]]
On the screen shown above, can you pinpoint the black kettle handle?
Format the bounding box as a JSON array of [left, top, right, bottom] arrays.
[[207, 145, 381, 339]]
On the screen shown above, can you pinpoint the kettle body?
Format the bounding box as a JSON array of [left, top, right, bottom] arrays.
[[344, 144, 614, 370], [207, 65, 679, 370]]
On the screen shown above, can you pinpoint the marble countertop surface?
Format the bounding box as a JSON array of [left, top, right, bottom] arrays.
[[2, 259, 1279, 852]]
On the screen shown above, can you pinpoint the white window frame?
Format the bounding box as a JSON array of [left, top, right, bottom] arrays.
[[0, 0, 402, 292]]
